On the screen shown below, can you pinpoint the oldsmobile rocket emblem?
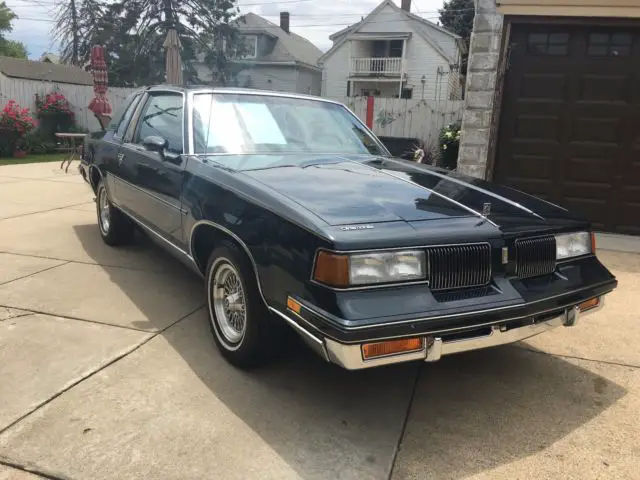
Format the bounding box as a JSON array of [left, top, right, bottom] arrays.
[[482, 202, 491, 216]]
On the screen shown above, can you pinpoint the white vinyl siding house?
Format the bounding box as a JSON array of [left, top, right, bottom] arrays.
[[320, 0, 464, 102], [197, 12, 323, 95]]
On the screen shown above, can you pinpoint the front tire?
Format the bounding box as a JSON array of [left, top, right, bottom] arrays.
[[205, 242, 284, 368], [96, 180, 134, 246]]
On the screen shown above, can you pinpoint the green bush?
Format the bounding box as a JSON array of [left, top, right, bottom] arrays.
[[438, 123, 461, 170], [23, 130, 57, 154]]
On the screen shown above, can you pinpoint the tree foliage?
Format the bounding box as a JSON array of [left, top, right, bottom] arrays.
[[0, 1, 28, 58], [53, 0, 244, 87], [439, 0, 475, 71]]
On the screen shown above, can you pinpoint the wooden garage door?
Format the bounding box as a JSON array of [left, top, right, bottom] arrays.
[[494, 22, 640, 234]]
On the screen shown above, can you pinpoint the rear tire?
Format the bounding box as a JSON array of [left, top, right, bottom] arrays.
[[96, 180, 134, 246], [205, 241, 285, 368]]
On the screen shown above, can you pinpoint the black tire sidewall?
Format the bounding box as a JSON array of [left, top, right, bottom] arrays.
[[206, 243, 266, 366]]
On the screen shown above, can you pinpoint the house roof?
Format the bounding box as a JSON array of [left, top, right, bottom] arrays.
[[320, 0, 462, 64], [0, 56, 94, 85], [235, 13, 323, 70]]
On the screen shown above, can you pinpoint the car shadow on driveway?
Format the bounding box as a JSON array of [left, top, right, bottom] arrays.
[[72, 223, 626, 480]]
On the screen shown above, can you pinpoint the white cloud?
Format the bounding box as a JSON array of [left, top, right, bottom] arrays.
[[5, 0, 446, 58]]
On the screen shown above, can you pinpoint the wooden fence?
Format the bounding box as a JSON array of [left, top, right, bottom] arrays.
[[0, 75, 137, 132], [341, 96, 464, 147]]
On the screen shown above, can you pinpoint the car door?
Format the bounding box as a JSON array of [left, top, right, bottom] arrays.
[[116, 92, 186, 247], [94, 91, 143, 206]]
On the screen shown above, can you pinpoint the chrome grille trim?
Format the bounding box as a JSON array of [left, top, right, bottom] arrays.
[[427, 243, 492, 291], [515, 235, 557, 279]]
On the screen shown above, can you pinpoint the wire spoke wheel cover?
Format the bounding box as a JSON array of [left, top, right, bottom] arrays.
[[98, 187, 110, 234], [212, 262, 247, 345]]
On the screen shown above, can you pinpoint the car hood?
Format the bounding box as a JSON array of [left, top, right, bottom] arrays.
[[241, 155, 586, 232]]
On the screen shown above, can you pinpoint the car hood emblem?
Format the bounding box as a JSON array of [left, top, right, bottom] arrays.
[[339, 224, 375, 231]]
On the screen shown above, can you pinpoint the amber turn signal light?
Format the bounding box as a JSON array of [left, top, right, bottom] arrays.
[[362, 338, 424, 360], [591, 232, 597, 254], [578, 297, 600, 312], [287, 297, 302, 314], [313, 251, 350, 287]]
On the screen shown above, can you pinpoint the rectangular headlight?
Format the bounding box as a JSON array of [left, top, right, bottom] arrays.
[[349, 250, 426, 285], [555, 231, 591, 260], [313, 250, 426, 287]]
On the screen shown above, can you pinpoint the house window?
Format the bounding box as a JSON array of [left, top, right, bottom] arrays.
[[225, 35, 257, 59], [390, 40, 403, 58], [527, 33, 569, 55], [587, 32, 632, 57], [401, 88, 412, 99]]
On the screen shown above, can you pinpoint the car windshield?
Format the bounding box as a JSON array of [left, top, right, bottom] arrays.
[[191, 93, 388, 158]]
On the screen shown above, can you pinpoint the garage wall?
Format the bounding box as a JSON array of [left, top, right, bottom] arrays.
[[498, 0, 640, 18]]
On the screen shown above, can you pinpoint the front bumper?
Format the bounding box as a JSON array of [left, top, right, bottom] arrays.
[[270, 295, 607, 370]]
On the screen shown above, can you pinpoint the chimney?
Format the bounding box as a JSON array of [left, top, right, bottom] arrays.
[[401, 0, 411, 12], [280, 12, 290, 34]]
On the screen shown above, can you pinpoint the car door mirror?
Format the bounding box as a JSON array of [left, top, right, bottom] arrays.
[[142, 135, 168, 153]]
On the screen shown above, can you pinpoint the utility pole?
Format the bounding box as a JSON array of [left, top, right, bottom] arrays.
[[70, 0, 79, 65]]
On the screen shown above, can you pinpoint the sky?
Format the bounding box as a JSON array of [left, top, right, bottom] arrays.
[[5, 0, 446, 60]]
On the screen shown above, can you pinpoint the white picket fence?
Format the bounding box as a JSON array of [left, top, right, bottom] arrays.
[[0, 75, 137, 132], [341, 96, 464, 146]]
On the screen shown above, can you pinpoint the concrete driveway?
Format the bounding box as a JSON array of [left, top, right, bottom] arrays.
[[0, 162, 638, 480]]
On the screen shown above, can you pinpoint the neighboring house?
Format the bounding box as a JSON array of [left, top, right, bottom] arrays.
[[458, 0, 640, 235], [0, 56, 93, 85], [196, 12, 323, 95], [40, 53, 60, 64], [319, 0, 465, 101]]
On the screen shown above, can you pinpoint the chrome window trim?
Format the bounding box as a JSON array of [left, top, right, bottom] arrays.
[[132, 90, 187, 154], [186, 90, 390, 158], [310, 241, 492, 291]]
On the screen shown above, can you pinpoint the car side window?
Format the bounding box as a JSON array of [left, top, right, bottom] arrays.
[[134, 93, 184, 154], [111, 94, 141, 138]]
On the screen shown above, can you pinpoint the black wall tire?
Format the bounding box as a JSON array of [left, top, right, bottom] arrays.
[[206, 242, 284, 368], [96, 180, 134, 246]]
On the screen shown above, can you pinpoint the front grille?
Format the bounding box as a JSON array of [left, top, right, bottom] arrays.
[[427, 243, 492, 291], [516, 236, 557, 279]]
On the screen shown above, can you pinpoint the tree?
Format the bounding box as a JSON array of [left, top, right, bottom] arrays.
[[0, 1, 28, 58], [53, 0, 244, 86], [439, 0, 475, 72], [54, 0, 104, 66]]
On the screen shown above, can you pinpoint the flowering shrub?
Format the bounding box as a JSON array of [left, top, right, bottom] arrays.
[[438, 123, 461, 170], [0, 100, 36, 136], [35, 91, 75, 139], [36, 91, 74, 117]]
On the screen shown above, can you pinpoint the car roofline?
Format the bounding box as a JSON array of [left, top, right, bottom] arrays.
[[185, 87, 344, 106]]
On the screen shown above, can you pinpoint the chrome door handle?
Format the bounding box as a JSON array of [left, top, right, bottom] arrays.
[[117, 153, 125, 165]]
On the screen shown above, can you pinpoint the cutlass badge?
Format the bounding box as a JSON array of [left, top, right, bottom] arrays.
[[482, 202, 491, 216], [339, 225, 375, 231]]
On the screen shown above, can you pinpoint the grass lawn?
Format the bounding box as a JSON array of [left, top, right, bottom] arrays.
[[0, 153, 68, 166]]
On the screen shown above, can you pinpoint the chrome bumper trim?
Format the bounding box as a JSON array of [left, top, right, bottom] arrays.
[[321, 296, 605, 370]]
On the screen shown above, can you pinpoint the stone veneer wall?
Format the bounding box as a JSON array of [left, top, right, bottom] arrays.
[[457, 0, 504, 178]]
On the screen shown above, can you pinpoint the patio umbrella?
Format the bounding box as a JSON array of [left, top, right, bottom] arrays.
[[87, 45, 112, 130], [163, 28, 183, 85]]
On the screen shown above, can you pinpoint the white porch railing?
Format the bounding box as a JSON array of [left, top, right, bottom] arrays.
[[350, 57, 402, 76]]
